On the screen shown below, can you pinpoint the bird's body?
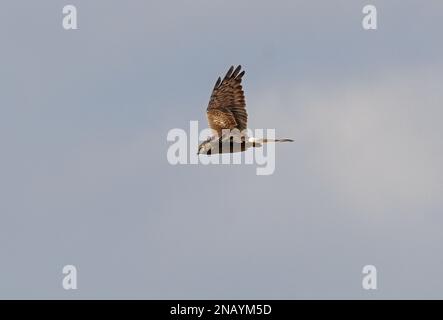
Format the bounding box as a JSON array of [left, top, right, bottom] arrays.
[[200, 136, 254, 155], [198, 65, 293, 155]]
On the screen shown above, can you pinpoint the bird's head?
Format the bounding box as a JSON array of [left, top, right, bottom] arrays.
[[197, 137, 213, 155]]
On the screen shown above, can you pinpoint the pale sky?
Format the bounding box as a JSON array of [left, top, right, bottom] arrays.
[[1, 0, 442, 298]]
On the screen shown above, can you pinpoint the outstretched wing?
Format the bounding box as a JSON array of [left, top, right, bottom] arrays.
[[206, 65, 248, 137]]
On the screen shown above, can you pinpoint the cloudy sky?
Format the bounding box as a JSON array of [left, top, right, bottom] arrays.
[[1, 0, 442, 299]]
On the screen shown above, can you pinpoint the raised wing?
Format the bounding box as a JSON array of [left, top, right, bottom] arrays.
[[206, 65, 247, 137]]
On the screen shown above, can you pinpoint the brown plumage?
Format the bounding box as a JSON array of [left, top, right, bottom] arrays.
[[206, 65, 247, 137], [197, 65, 293, 155]]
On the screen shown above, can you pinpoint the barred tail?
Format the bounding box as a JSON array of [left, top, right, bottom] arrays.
[[251, 138, 294, 147], [258, 138, 294, 143]]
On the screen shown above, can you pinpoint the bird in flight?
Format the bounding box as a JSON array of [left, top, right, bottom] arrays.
[[197, 65, 293, 155]]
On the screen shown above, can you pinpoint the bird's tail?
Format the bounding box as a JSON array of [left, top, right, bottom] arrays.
[[255, 138, 294, 143], [251, 138, 294, 147]]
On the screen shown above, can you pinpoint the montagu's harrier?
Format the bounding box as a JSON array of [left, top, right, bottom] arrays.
[[197, 65, 293, 155]]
